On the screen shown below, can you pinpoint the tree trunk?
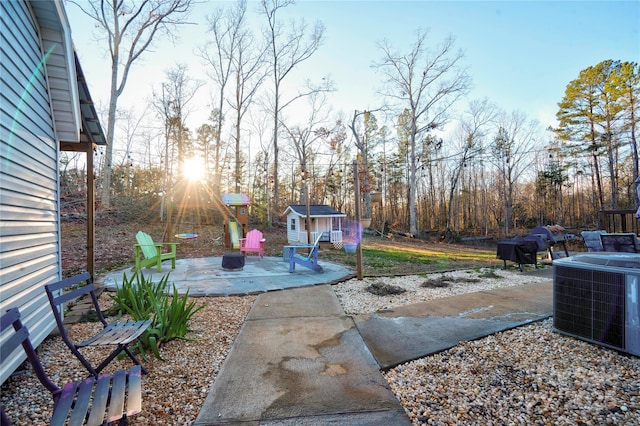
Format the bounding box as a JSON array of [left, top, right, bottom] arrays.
[[409, 124, 418, 236], [101, 60, 120, 209], [272, 93, 279, 222]]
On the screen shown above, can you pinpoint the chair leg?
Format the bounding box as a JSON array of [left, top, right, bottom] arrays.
[[122, 346, 148, 375], [92, 347, 125, 377], [93, 345, 148, 377], [72, 346, 99, 378]]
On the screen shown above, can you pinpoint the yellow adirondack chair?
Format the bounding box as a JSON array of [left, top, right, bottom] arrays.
[[134, 231, 177, 272]]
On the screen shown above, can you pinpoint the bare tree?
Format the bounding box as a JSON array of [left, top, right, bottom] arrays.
[[348, 109, 383, 220], [261, 0, 325, 220], [373, 28, 470, 236], [150, 64, 202, 238], [227, 6, 268, 192], [71, 0, 196, 208], [116, 107, 145, 168], [444, 98, 497, 239], [319, 115, 348, 207], [198, 0, 264, 198], [281, 91, 331, 205], [490, 110, 540, 237], [152, 64, 203, 175]]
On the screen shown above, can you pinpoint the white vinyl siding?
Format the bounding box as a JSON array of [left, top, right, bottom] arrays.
[[0, 0, 61, 385]]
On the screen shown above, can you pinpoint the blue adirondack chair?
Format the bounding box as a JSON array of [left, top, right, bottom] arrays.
[[287, 234, 323, 273]]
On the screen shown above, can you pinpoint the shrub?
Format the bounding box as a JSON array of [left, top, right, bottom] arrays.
[[109, 272, 168, 320], [110, 272, 204, 360]]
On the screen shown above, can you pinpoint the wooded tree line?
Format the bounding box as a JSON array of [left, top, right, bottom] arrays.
[[62, 1, 639, 238]]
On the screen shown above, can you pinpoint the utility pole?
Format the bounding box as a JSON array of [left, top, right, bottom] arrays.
[[353, 160, 363, 280]]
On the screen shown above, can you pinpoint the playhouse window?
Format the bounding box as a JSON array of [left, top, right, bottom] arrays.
[[290, 218, 296, 231]]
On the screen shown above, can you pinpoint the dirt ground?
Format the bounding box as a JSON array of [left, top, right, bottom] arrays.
[[61, 215, 587, 279]]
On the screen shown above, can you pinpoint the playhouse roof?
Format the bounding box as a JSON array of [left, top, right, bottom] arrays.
[[283, 204, 346, 218], [222, 193, 250, 206]]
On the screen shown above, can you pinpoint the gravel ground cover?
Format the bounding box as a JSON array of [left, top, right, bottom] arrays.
[[2, 269, 639, 425], [0, 295, 255, 425], [333, 268, 552, 315]]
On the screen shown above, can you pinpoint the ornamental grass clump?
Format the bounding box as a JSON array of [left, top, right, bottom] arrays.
[[110, 272, 203, 360], [365, 281, 406, 296]]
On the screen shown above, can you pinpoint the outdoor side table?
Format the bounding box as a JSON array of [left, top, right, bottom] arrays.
[[222, 253, 245, 271]]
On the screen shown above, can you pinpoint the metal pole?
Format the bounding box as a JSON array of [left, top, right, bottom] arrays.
[[353, 160, 363, 280], [86, 142, 95, 279]]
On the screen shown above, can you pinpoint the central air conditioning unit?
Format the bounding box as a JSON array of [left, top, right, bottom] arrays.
[[553, 254, 640, 356]]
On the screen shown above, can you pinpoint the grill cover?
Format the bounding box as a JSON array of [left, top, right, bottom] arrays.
[[530, 225, 571, 243]]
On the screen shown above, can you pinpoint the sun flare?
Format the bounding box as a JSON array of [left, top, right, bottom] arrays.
[[182, 157, 206, 182]]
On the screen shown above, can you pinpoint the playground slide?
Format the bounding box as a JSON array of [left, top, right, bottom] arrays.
[[228, 220, 241, 249]]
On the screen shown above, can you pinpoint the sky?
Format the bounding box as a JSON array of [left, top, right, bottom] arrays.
[[65, 0, 640, 155]]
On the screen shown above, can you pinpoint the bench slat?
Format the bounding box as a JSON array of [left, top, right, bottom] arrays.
[[0, 327, 28, 363], [86, 374, 111, 426], [44, 272, 91, 293], [50, 282, 95, 306], [107, 369, 127, 423], [125, 366, 143, 417], [66, 377, 95, 426], [50, 381, 80, 426]]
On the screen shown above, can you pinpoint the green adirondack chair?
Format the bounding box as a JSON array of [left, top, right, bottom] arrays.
[[134, 231, 177, 272]]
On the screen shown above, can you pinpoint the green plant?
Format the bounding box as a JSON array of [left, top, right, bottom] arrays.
[[110, 272, 203, 360], [109, 272, 169, 320], [152, 285, 203, 343]]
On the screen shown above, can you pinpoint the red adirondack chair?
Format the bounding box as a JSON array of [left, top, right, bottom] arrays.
[[238, 229, 265, 258]]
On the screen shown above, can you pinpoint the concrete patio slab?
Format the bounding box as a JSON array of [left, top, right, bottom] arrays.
[[99, 256, 353, 296]]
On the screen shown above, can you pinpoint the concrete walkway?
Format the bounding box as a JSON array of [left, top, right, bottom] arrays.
[[194, 285, 412, 425], [194, 269, 553, 425], [353, 280, 553, 369]]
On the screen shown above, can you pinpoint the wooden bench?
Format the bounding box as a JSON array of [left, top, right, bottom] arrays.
[[133, 230, 177, 272], [1, 307, 142, 426], [45, 272, 151, 378]]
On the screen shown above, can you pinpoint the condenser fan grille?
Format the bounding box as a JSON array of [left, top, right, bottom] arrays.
[[554, 265, 625, 349]]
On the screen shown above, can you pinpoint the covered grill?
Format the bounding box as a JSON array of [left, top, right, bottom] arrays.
[[527, 225, 576, 258], [497, 225, 576, 271]]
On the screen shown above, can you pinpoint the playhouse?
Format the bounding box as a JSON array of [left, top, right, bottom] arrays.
[[222, 193, 250, 248], [283, 205, 346, 245]]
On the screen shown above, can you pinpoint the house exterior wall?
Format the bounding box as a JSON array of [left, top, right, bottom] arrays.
[[1, 0, 62, 384], [285, 213, 343, 245], [286, 213, 301, 244]]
